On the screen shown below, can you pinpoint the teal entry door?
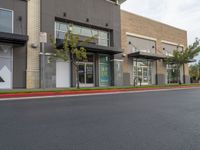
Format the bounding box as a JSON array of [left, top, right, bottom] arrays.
[[99, 55, 110, 86]]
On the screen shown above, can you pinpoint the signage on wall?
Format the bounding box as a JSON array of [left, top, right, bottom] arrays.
[[100, 64, 109, 84], [40, 32, 47, 43], [0, 76, 5, 82]]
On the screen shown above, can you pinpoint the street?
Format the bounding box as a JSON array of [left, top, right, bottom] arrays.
[[0, 88, 200, 150]]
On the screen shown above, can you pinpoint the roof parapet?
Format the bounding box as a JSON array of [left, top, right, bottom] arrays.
[[106, 0, 127, 5]]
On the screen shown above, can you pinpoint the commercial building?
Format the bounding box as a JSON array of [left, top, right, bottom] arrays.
[[121, 10, 190, 86], [0, 0, 190, 89], [0, 0, 126, 89]]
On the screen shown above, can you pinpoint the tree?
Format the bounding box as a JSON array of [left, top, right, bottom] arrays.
[[189, 60, 200, 82], [50, 26, 96, 88], [166, 38, 200, 84]]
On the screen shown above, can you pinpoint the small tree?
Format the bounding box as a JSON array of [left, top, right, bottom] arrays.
[[166, 38, 200, 84], [50, 28, 96, 88], [189, 60, 200, 82]]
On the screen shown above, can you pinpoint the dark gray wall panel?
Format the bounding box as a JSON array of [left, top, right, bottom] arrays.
[[156, 74, 165, 85], [41, 0, 121, 52], [13, 46, 27, 88], [0, 0, 27, 35]]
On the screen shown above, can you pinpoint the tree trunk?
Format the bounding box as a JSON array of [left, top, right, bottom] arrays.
[[178, 65, 181, 85], [76, 65, 80, 89]]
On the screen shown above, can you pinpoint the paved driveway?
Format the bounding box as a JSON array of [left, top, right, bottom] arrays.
[[0, 88, 200, 150]]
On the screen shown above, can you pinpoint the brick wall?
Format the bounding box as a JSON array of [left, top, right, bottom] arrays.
[[26, 0, 41, 88], [121, 10, 189, 84]]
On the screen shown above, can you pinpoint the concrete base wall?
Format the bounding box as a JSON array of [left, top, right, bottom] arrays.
[[26, 71, 40, 89], [123, 73, 131, 86], [156, 74, 166, 85], [184, 75, 191, 84]]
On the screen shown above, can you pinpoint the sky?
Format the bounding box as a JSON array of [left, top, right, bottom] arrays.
[[121, 0, 200, 61]]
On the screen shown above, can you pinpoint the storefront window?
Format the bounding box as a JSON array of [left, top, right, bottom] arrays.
[[0, 8, 13, 33], [99, 55, 110, 86], [55, 21, 110, 47], [133, 59, 152, 85], [167, 64, 180, 84]]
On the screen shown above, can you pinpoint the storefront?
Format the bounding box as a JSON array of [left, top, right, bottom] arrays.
[[133, 59, 153, 85], [78, 54, 95, 87], [77, 54, 111, 87]]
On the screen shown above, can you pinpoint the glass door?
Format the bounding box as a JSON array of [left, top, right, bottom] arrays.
[[78, 63, 94, 87], [142, 67, 149, 85], [86, 64, 94, 86], [99, 55, 110, 87], [133, 59, 152, 86]]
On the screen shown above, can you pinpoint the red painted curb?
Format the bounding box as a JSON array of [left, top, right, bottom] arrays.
[[0, 86, 199, 99]]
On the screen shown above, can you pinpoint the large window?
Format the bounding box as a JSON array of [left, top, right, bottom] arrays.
[[0, 8, 13, 33], [55, 21, 110, 47]]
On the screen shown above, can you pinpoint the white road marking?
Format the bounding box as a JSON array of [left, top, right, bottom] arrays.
[[0, 87, 199, 102]]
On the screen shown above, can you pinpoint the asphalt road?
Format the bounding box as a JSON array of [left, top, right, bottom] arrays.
[[1, 88, 200, 150]]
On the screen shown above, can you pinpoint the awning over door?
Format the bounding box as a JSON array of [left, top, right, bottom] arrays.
[[56, 39, 122, 54], [128, 51, 166, 60], [0, 32, 28, 46]]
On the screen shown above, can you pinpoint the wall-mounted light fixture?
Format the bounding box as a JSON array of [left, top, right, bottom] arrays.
[[31, 43, 38, 49], [122, 53, 127, 57], [18, 16, 22, 22], [86, 18, 89, 22], [63, 12, 67, 17]]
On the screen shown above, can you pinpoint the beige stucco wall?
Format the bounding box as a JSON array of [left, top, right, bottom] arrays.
[[121, 10, 189, 83], [26, 0, 41, 88]]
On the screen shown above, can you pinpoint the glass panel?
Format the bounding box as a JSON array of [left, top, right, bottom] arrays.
[[100, 55, 109, 63], [92, 30, 98, 36], [167, 65, 179, 84], [59, 23, 68, 31], [55, 21, 110, 47], [78, 64, 85, 84], [56, 31, 65, 39], [133, 59, 152, 85], [87, 54, 94, 62], [98, 39, 109, 47], [73, 25, 81, 35], [0, 9, 12, 33], [86, 64, 94, 84], [99, 31, 108, 39], [143, 68, 148, 83], [99, 55, 110, 86], [80, 27, 93, 37]]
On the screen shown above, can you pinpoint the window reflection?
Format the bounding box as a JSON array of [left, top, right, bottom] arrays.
[[55, 21, 110, 47], [0, 9, 13, 33]]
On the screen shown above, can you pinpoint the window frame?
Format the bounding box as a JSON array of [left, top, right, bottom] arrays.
[[0, 8, 14, 33]]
